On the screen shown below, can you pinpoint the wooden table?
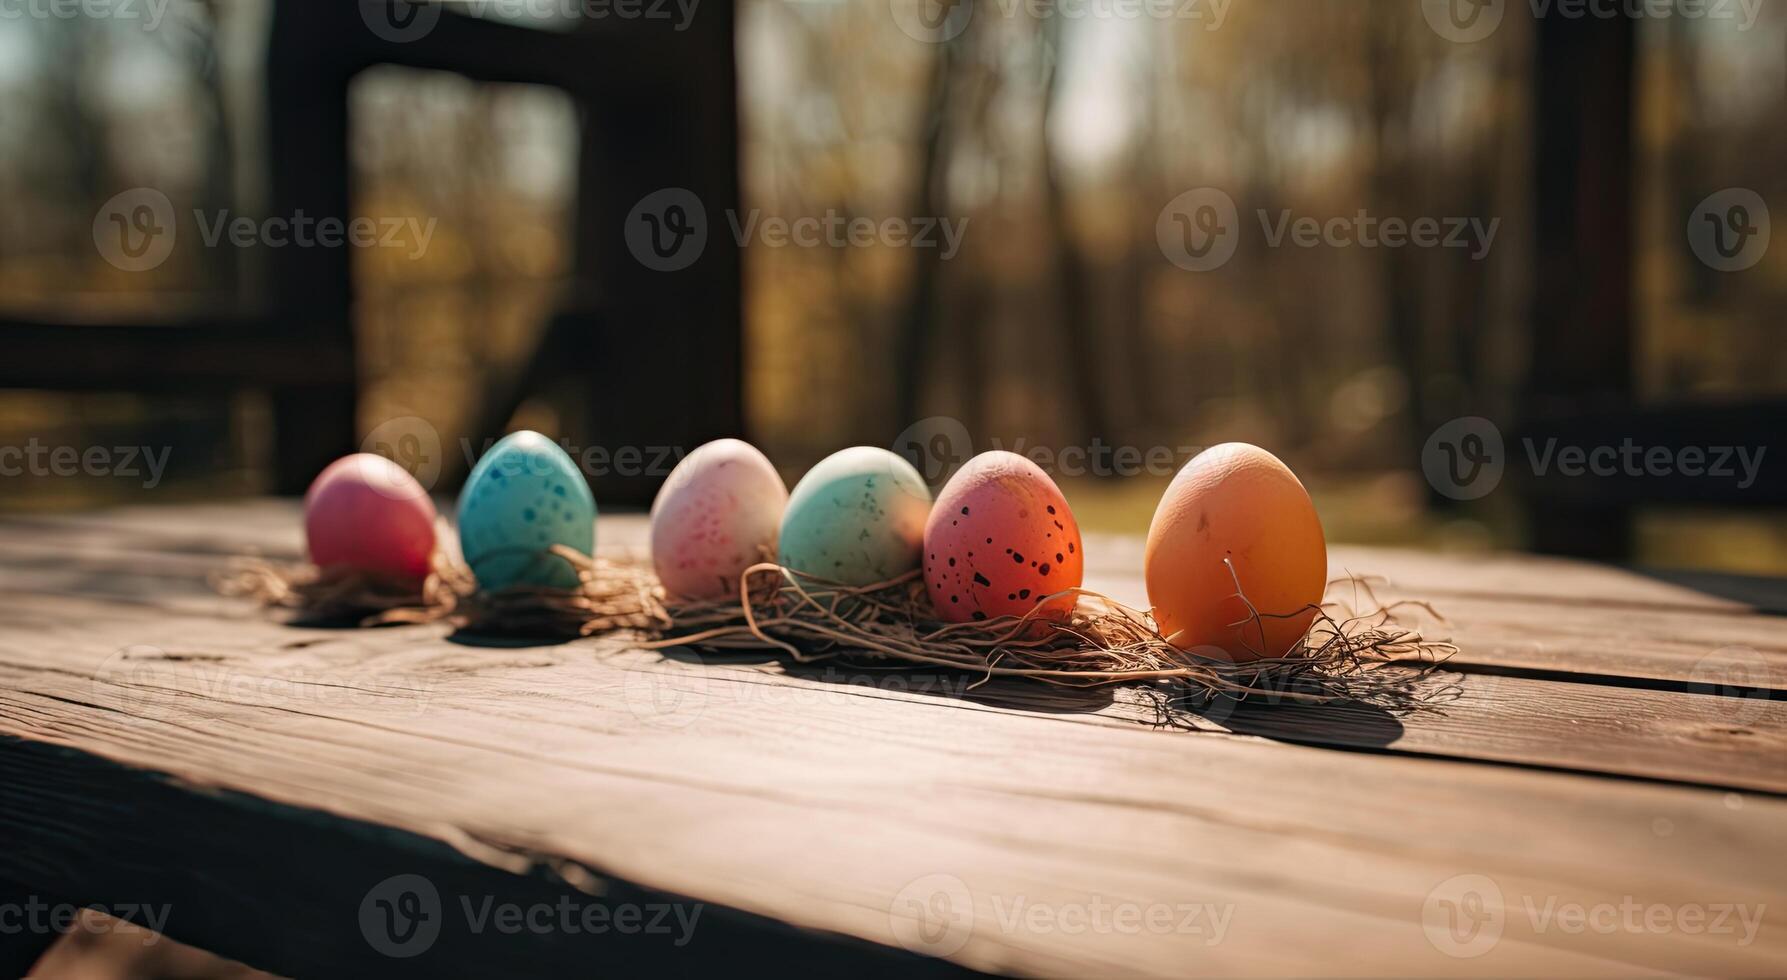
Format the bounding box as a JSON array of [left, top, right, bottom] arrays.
[[1, 502, 1783, 977]]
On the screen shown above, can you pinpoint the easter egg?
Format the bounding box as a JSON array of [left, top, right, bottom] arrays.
[[304, 453, 437, 581], [1144, 443, 1327, 660], [456, 430, 595, 591], [778, 446, 931, 586], [923, 451, 1084, 623], [651, 439, 789, 600]]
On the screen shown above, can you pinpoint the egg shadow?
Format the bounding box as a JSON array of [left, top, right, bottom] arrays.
[[647, 644, 1119, 715], [1138, 687, 1408, 748], [636, 646, 1417, 738], [446, 625, 580, 648]]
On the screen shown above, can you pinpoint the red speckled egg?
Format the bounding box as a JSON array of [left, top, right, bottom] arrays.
[[304, 453, 437, 581], [923, 451, 1084, 623]]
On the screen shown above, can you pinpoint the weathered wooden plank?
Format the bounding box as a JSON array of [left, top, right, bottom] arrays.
[[0, 736, 964, 979], [1129, 672, 1787, 794], [0, 614, 1783, 976]]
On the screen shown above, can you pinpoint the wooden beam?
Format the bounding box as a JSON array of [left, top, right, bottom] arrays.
[[0, 318, 353, 390], [265, 0, 361, 495], [1524, 10, 1637, 559], [0, 738, 969, 979], [559, 1, 745, 506]]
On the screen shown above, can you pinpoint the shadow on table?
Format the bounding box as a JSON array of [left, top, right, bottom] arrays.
[[641, 644, 1414, 746], [1634, 566, 1787, 616]]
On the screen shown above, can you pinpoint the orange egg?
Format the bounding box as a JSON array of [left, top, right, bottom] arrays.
[[1144, 443, 1326, 660]]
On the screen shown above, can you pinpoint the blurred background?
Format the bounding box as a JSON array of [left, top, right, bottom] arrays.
[[1, 0, 1784, 572]]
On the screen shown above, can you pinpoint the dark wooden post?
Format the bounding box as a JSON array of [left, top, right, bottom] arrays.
[[1524, 10, 1637, 559], [264, 1, 360, 495], [569, 9, 745, 505]]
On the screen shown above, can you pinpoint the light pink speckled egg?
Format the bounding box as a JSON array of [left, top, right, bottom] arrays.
[[304, 453, 437, 581], [651, 439, 788, 600]]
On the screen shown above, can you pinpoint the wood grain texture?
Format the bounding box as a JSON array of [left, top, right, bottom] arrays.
[[1, 505, 1784, 977]]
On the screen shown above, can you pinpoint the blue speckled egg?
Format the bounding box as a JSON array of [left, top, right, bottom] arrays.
[[456, 431, 595, 591], [779, 446, 931, 587]]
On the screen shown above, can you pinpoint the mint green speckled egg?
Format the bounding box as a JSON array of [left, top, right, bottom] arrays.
[[778, 446, 931, 586]]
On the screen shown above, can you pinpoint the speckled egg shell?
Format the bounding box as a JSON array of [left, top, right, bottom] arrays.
[[304, 453, 437, 581], [778, 446, 931, 587], [651, 439, 789, 600], [923, 451, 1084, 623], [456, 430, 595, 591]]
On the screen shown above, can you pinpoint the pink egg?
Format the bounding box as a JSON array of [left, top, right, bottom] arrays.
[[651, 439, 789, 600], [923, 451, 1085, 624], [303, 453, 437, 581]]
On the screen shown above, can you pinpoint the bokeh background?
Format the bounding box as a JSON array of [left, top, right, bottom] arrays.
[[1, 0, 1784, 571]]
